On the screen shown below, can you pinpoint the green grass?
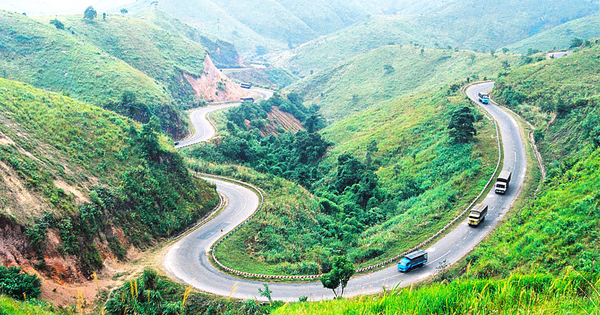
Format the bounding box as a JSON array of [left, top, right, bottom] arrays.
[[0, 78, 219, 276], [34, 13, 207, 110], [0, 10, 169, 108], [507, 13, 600, 54], [272, 0, 599, 76], [0, 10, 188, 138], [0, 296, 63, 315], [273, 273, 600, 314], [133, 8, 241, 69], [192, 86, 498, 276], [289, 45, 518, 121]]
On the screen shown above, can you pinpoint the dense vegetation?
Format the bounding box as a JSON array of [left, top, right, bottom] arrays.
[[275, 273, 600, 314], [194, 86, 497, 275], [0, 10, 189, 138], [0, 78, 218, 277], [0, 296, 60, 315], [272, 0, 599, 76], [289, 45, 519, 121], [0, 266, 41, 301], [104, 269, 270, 315]]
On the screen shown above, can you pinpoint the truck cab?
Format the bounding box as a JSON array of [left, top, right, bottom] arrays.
[[468, 203, 488, 226], [398, 250, 428, 272], [478, 92, 490, 104], [495, 170, 512, 194]]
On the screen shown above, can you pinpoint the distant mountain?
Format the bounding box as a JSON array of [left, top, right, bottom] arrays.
[[272, 0, 600, 76], [108, 0, 451, 57], [507, 13, 600, 54]]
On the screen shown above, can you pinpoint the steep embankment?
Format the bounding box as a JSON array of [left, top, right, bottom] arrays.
[[288, 45, 518, 121], [0, 78, 219, 284], [272, 0, 599, 76]]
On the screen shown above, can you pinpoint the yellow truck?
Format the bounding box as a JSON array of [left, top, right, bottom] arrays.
[[468, 203, 488, 227]]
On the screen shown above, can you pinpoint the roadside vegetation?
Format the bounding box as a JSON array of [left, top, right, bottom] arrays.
[[277, 37, 600, 315], [274, 273, 600, 314], [188, 85, 497, 276], [0, 78, 218, 279]]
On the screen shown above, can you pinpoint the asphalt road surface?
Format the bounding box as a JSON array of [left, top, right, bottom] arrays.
[[175, 87, 273, 149], [165, 82, 527, 302]]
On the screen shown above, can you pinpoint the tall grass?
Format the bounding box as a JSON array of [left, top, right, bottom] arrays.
[[275, 272, 600, 314]]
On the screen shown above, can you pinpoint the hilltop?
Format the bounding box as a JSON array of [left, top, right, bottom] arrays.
[[289, 44, 518, 121], [271, 0, 599, 77], [132, 8, 242, 69], [0, 78, 218, 284]]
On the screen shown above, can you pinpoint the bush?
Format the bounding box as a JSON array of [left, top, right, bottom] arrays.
[[0, 266, 41, 300]]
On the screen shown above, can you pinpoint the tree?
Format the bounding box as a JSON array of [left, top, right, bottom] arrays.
[[320, 256, 355, 298], [448, 106, 477, 144], [49, 18, 64, 29], [103, 12, 106, 21], [120, 8, 128, 14], [570, 37, 584, 48], [84, 6, 97, 21]]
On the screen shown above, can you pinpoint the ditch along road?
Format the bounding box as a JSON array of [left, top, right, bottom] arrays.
[[164, 82, 527, 301]]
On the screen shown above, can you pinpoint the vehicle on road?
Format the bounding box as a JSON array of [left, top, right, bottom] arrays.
[[478, 92, 490, 104], [174, 141, 179, 146], [398, 250, 428, 272], [241, 97, 254, 103], [495, 170, 512, 194], [240, 82, 252, 89], [468, 203, 488, 226]]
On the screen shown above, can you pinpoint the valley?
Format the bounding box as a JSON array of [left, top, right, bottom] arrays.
[[0, 1, 599, 314]]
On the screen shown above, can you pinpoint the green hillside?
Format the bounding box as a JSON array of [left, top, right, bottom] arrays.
[[133, 8, 242, 69], [193, 86, 497, 275], [507, 13, 600, 54], [34, 13, 208, 110], [289, 45, 518, 121], [277, 38, 600, 315], [0, 78, 218, 278], [272, 0, 600, 76], [0, 10, 186, 138], [0, 296, 59, 315]]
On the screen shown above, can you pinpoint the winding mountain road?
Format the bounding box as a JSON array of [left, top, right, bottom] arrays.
[[165, 82, 527, 302], [175, 87, 273, 149]]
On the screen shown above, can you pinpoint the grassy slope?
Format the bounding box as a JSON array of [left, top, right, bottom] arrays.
[[466, 42, 600, 276], [133, 8, 241, 69], [0, 78, 218, 273], [0, 296, 59, 315], [0, 10, 168, 107], [507, 13, 600, 54], [34, 13, 207, 110], [282, 39, 600, 315], [272, 0, 599, 76], [289, 45, 518, 121], [275, 274, 599, 314], [209, 87, 497, 275], [0, 10, 189, 138]]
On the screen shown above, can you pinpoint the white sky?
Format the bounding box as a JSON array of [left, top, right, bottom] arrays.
[[1, 0, 134, 15]]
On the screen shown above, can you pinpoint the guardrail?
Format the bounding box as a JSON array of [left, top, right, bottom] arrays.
[[205, 82, 504, 280]]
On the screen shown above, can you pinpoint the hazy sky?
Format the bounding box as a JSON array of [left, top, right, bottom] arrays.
[[1, 0, 134, 15]]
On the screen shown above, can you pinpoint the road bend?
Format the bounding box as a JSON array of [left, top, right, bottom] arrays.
[[165, 82, 527, 302]]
